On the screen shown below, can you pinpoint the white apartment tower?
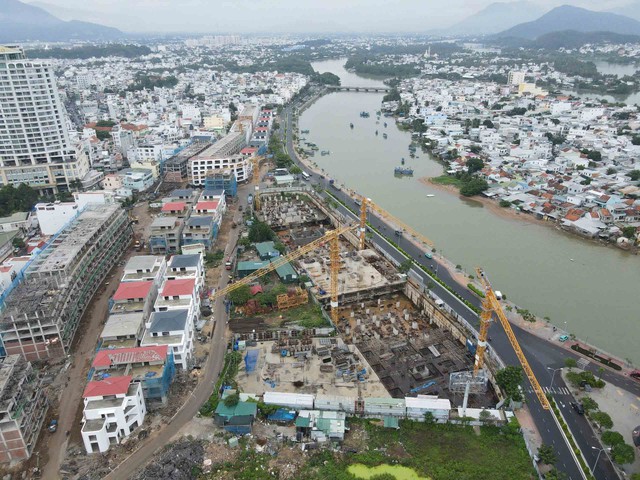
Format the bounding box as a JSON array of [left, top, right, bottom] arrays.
[[507, 71, 526, 86], [0, 45, 88, 194]]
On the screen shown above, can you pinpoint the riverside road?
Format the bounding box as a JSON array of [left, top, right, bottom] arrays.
[[281, 104, 636, 480]]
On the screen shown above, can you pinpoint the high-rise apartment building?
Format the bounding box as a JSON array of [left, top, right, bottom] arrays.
[[0, 45, 88, 194]]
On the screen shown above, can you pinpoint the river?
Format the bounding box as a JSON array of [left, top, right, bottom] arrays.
[[301, 58, 640, 365]]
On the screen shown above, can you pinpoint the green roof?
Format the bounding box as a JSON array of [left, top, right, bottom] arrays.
[[255, 241, 278, 257], [273, 261, 297, 279], [295, 416, 310, 427], [237, 261, 268, 271], [215, 401, 258, 419], [383, 416, 400, 428]]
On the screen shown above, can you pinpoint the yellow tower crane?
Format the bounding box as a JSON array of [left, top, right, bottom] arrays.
[[210, 225, 355, 322], [252, 156, 261, 210], [474, 268, 550, 410], [357, 196, 434, 250]]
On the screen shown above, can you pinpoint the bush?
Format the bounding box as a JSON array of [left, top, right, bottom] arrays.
[[228, 284, 251, 306], [590, 411, 613, 429], [581, 396, 598, 412], [537, 444, 557, 465], [601, 430, 624, 446], [566, 371, 605, 389], [564, 358, 577, 369], [611, 442, 635, 464], [467, 283, 485, 297], [499, 200, 511, 208]]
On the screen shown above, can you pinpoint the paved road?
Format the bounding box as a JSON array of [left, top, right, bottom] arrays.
[[281, 104, 630, 480], [103, 195, 247, 480]]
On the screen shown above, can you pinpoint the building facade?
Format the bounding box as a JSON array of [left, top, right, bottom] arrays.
[[0, 46, 88, 194]]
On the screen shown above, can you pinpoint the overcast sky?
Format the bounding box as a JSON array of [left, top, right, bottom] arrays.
[[29, 0, 635, 33]]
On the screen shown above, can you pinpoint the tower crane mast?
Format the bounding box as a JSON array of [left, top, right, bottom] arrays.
[[474, 268, 550, 410]]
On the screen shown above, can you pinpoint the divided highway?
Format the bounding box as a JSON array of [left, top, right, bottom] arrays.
[[281, 105, 633, 480]]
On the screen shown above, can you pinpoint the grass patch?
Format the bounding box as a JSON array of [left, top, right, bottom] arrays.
[[296, 419, 534, 480], [430, 175, 465, 187], [199, 351, 242, 417], [467, 283, 485, 298], [265, 303, 330, 329]]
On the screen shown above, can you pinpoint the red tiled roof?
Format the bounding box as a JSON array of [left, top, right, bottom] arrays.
[[162, 278, 196, 297], [250, 285, 263, 295], [0, 266, 12, 273], [83, 375, 132, 398], [162, 202, 186, 212], [113, 281, 153, 301], [93, 345, 168, 368], [196, 201, 219, 211], [240, 147, 257, 154]]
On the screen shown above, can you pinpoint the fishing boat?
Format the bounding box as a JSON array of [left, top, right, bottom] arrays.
[[426, 194, 435, 198], [394, 167, 414, 176], [382, 133, 388, 139], [375, 130, 378, 136], [383, 122, 388, 128], [321, 150, 330, 156], [401, 158, 405, 165], [350, 123, 354, 129], [301, 129, 310, 134], [360, 111, 370, 118]]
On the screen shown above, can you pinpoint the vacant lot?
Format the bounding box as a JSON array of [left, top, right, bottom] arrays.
[[202, 418, 534, 480]]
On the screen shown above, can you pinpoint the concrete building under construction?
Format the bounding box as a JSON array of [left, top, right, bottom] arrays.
[[0, 205, 131, 361], [0, 355, 48, 464]]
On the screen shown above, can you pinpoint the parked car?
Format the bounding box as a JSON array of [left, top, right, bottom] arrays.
[[558, 335, 569, 342], [570, 402, 585, 415], [630, 370, 640, 381], [48, 419, 58, 433]]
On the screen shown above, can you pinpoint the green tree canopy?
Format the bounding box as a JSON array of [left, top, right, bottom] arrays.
[[611, 442, 635, 464], [228, 284, 251, 306], [466, 157, 484, 174], [537, 444, 557, 465], [590, 411, 613, 429], [460, 177, 489, 197], [601, 430, 624, 446], [496, 366, 524, 402], [248, 221, 276, 243]]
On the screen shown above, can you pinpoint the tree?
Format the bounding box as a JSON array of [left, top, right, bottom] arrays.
[[537, 444, 557, 465], [544, 468, 567, 480], [581, 396, 598, 412], [398, 258, 413, 274], [499, 200, 511, 208], [628, 169, 640, 181], [590, 411, 613, 429], [248, 221, 276, 243], [479, 409, 495, 424], [611, 442, 635, 464], [601, 430, 624, 446], [290, 165, 302, 175], [482, 119, 494, 128], [496, 366, 524, 402], [423, 411, 435, 424], [460, 178, 489, 197], [223, 393, 240, 407], [606, 167, 617, 175], [466, 157, 484, 174], [564, 358, 577, 369], [621, 226, 637, 239], [228, 284, 251, 306], [12, 237, 25, 249]]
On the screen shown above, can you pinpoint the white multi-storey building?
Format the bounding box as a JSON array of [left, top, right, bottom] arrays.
[[80, 376, 146, 454], [0, 46, 89, 193]]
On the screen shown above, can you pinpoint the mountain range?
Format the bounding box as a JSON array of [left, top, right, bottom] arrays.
[[608, 2, 640, 22], [495, 5, 640, 39], [445, 1, 546, 36], [0, 0, 123, 42]]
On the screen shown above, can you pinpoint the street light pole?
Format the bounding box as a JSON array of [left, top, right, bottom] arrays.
[[591, 446, 608, 474], [547, 367, 562, 388]]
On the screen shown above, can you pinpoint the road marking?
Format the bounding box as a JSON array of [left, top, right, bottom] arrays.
[[630, 404, 639, 410], [617, 389, 623, 397]]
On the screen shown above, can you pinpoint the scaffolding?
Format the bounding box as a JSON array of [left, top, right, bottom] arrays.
[[276, 287, 309, 311], [449, 370, 489, 394]]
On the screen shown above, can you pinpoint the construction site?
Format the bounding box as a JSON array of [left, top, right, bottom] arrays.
[[228, 188, 494, 408]]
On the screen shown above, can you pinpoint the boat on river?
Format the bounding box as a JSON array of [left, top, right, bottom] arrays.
[[375, 130, 378, 136], [382, 133, 388, 139], [401, 158, 405, 165], [301, 129, 310, 134], [321, 150, 330, 156], [426, 194, 435, 198], [360, 111, 370, 118], [394, 167, 413, 176], [384, 122, 387, 128], [350, 123, 354, 129]]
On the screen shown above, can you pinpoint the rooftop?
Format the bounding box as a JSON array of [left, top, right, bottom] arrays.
[[148, 309, 189, 333], [100, 312, 145, 340], [93, 345, 168, 368], [123, 255, 163, 273], [161, 278, 195, 297], [187, 216, 214, 228], [195, 201, 220, 211], [83, 375, 132, 398], [168, 254, 200, 270], [161, 202, 187, 213], [113, 280, 154, 301]]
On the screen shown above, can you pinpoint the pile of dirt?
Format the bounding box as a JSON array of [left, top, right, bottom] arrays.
[[134, 440, 204, 480]]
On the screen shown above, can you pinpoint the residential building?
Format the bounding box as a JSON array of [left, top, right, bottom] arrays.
[[80, 376, 146, 454], [188, 131, 249, 186], [121, 168, 154, 192], [214, 399, 257, 435], [0, 355, 48, 463], [165, 253, 204, 283], [141, 309, 194, 370], [0, 213, 30, 234], [0, 205, 131, 360], [99, 312, 145, 349], [91, 345, 175, 405], [507, 71, 525, 86], [182, 216, 217, 250], [149, 217, 184, 254], [295, 410, 347, 442], [110, 280, 158, 323], [34, 201, 80, 236], [0, 46, 89, 194], [121, 256, 167, 286]]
